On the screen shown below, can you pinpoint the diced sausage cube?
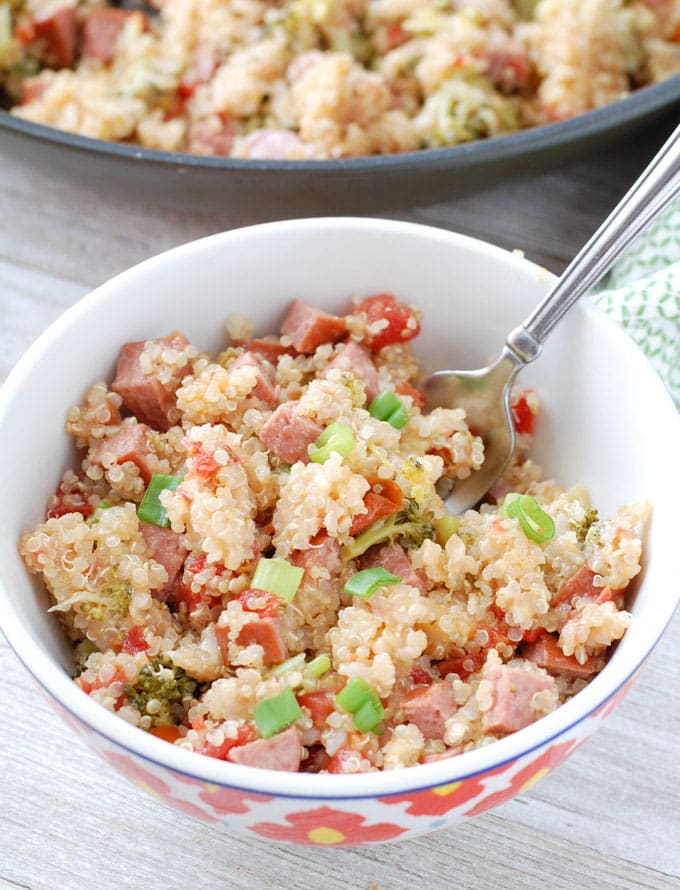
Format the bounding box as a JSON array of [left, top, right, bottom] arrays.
[[482, 665, 555, 734], [112, 333, 192, 432], [229, 351, 277, 406], [236, 617, 288, 665], [83, 7, 140, 65], [522, 631, 600, 679], [140, 523, 187, 598], [33, 7, 78, 68], [280, 300, 347, 354], [325, 341, 380, 403], [359, 543, 427, 594], [228, 725, 302, 771], [89, 424, 154, 483], [259, 401, 322, 464], [402, 681, 457, 739], [552, 566, 598, 605], [290, 533, 342, 577]]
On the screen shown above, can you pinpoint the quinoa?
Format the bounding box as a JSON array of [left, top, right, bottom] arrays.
[[19, 292, 649, 773], [1, 0, 678, 160]]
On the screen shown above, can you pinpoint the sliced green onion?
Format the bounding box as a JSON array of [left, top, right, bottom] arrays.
[[251, 557, 304, 603], [501, 493, 555, 544], [253, 687, 302, 739], [336, 678, 384, 733], [306, 654, 331, 678], [269, 653, 307, 677], [353, 697, 385, 733], [434, 515, 459, 546], [368, 389, 409, 429], [137, 475, 183, 528], [308, 422, 356, 463], [344, 567, 401, 598]]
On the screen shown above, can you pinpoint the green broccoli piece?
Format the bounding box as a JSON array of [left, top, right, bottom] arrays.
[[124, 655, 198, 726], [49, 578, 131, 622], [571, 508, 599, 545], [341, 499, 435, 560]]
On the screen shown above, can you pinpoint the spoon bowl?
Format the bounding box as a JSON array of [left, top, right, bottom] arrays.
[[423, 124, 680, 513]]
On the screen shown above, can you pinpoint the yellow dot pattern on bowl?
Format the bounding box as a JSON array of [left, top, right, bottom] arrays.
[[432, 781, 462, 796], [307, 826, 345, 845]]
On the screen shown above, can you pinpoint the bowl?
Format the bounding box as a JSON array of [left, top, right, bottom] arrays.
[[1, 217, 678, 846], [2, 77, 679, 215]]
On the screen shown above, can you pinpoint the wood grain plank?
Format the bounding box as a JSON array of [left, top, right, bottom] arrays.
[[1, 112, 679, 890]]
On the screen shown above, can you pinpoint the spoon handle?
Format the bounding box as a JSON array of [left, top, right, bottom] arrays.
[[506, 123, 680, 364]]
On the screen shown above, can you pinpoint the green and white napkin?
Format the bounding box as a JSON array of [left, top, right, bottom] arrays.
[[591, 200, 680, 410]]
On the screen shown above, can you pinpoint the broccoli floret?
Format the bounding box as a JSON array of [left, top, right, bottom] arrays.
[[124, 655, 198, 726], [49, 578, 131, 622], [571, 508, 599, 545], [341, 499, 435, 560]]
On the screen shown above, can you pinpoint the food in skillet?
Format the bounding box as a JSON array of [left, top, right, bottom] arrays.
[[19, 295, 648, 772], [1, 0, 679, 159]]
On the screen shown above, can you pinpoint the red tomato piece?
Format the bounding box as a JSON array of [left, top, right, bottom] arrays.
[[297, 691, 335, 728], [356, 293, 421, 351], [197, 724, 255, 760], [395, 380, 427, 410], [150, 725, 183, 743], [437, 652, 485, 679], [238, 589, 282, 618], [511, 389, 537, 435], [326, 746, 362, 774], [121, 625, 149, 654], [410, 666, 434, 686]]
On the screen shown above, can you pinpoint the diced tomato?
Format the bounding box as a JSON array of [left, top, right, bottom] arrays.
[[511, 389, 537, 435], [121, 625, 149, 654], [15, 20, 36, 44], [237, 589, 282, 618], [297, 691, 335, 728], [150, 725, 183, 743], [192, 449, 221, 479], [410, 666, 434, 686], [326, 745, 362, 774], [350, 477, 402, 535], [356, 293, 421, 351], [45, 473, 96, 520], [384, 22, 410, 49], [522, 627, 542, 644], [395, 381, 426, 410], [197, 724, 255, 760], [437, 652, 485, 679], [172, 580, 205, 616]]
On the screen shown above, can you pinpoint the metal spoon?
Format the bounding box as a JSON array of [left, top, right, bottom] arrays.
[[423, 124, 680, 514]]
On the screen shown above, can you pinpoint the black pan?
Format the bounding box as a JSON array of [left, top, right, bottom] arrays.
[[1, 73, 679, 215]]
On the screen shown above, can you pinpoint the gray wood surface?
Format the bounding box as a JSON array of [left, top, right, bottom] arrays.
[[1, 113, 679, 890]]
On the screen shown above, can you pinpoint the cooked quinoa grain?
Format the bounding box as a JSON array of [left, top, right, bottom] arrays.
[[2, 1, 679, 159], [19, 293, 649, 772]]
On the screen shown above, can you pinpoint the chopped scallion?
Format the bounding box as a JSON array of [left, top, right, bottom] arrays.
[[269, 653, 307, 677], [306, 654, 331, 678], [137, 475, 183, 528], [368, 389, 409, 430], [251, 557, 304, 603], [253, 687, 302, 739], [336, 678, 384, 733], [308, 422, 356, 463], [344, 567, 401, 598], [501, 493, 555, 544]]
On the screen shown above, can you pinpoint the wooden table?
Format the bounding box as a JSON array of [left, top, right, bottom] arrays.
[[1, 114, 679, 890]]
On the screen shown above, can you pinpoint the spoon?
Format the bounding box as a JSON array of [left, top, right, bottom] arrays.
[[423, 124, 680, 514]]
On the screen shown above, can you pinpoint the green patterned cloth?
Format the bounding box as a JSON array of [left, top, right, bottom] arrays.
[[591, 200, 680, 410]]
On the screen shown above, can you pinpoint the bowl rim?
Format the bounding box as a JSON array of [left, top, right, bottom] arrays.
[[1, 74, 679, 173], [1, 217, 679, 800]]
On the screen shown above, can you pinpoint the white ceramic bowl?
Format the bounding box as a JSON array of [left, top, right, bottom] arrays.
[[1, 218, 678, 846]]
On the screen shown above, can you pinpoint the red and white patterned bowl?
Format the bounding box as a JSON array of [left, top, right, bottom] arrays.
[[1, 219, 678, 846]]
